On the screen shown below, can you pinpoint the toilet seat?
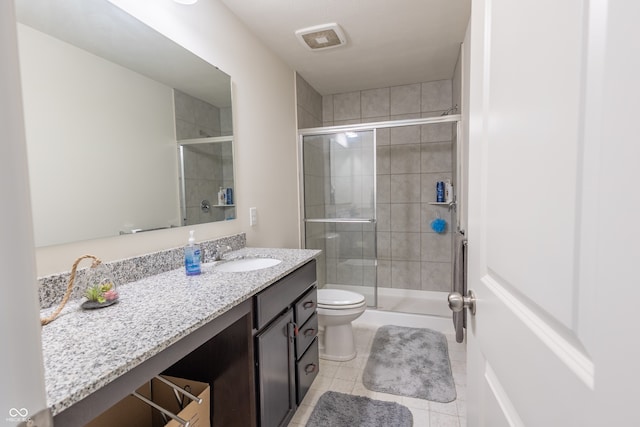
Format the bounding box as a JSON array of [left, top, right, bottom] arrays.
[[318, 289, 366, 308]]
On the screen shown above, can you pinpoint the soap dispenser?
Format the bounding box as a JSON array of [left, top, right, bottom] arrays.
[[184, 230, 201, 276]]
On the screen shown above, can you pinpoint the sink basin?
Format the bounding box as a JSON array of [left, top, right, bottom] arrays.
[[213, 257, 282, 272]]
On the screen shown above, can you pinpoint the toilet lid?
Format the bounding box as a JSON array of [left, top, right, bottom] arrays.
[[318, 289, 366, 306]]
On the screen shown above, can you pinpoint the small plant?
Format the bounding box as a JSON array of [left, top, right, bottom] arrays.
[[84, 282, 118, 304]]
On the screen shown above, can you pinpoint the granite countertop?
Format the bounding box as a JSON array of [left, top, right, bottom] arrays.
[[39, 247, 320, 416]]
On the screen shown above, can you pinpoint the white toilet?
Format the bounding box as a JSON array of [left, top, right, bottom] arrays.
[[317, 288, 367, 361]]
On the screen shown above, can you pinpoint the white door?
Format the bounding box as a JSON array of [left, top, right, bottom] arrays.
[[1, 1, 50, 425], [465, 0, 640, 426]]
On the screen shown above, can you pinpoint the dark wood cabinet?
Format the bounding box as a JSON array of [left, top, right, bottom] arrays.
[[254, 260, 318, 427]]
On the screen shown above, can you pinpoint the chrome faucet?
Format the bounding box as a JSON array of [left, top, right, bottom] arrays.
[[212, 245, 232, 261]]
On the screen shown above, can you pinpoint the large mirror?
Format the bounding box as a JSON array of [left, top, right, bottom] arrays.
[[16, 0, 234, 247]]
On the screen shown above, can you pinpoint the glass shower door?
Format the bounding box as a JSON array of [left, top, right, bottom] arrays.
[[301, 130, 377, 306]]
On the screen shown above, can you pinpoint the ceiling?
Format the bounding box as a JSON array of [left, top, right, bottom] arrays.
[[220, 0, 471, 95]]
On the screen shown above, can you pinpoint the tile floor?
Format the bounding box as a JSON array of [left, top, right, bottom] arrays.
[[288, 322, 467, 427]]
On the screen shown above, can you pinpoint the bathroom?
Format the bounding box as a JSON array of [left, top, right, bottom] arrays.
[[2, 0, 638, 426]]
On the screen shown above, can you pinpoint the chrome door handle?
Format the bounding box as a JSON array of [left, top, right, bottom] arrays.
[[448, 290, 477, 315]]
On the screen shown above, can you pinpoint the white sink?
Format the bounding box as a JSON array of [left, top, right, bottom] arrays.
[[213, 257, 282, 272]]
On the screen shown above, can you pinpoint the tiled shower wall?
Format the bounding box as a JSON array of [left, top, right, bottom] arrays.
[[296, 74, 323, 129], [296, 75, 455, 293], [174, 90, 235, 225], [323, 81, 455, 293]]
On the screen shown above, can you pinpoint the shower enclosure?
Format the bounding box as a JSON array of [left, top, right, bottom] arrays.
[[300, 116, 460, 317], [300, 130, 377, 306]]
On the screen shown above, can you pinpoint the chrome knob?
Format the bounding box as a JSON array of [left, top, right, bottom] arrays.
[[448, 290, 477, 315]]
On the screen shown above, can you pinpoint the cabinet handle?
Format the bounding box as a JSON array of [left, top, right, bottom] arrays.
[[303, 328, 316, 337], [287, 322, 298, 342], [303, 301, 315, 309], [304, 363, 317, 375]]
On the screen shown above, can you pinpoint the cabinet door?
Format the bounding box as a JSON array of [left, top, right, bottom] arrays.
[[256, 309, 295, 427]]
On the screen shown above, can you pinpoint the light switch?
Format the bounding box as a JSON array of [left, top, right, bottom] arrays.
[[249, 207, 257, 226]]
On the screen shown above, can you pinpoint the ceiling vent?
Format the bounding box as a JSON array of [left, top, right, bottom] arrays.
[[295, 23, 347, 51]]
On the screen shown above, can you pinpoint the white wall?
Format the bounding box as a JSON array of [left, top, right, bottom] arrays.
[[19, 24, 180, 247], [34, 0, 300, 275]]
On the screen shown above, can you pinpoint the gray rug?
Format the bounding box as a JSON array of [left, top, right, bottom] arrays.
[[363, 325, 456, 402], [306, 391, 413, 427]]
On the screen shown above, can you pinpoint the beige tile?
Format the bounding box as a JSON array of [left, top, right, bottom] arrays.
[[362, 87, 390, 118], [430, 400, 458, 416], [422, 141, 453, 173], [310, 374, 333, 390], [341, 354, 368, 370], [333, 91, 361, 121], [411, 408, 431, 427], [318, 362, 339, 379], [391, 232, 422, 261], [421, 80, 452, 113], [372, 391, 404, 404], [459, 417, 467, 427], [376, 127, 390, 145], [391, 203, 421, 232], [377, 231, 391, 260], [453, 371, 467, 387], [390, 173, 421, 202], [421, 261, 452, 291], [362, 115, 390, 123], [377, 260, 392, 287], [390, 124, 421, 145], [351, 382, 378, 398], [421, 122, 453, 143], [450, 360, 466, 375], [421, 232, 453, 262], [391, 83, 421, 115], [377, 203, 390, 231], [289, 403, 314, 425], [335, 365, 361, 382], [430, 411, 460, 427], [455, 385, 467, 402], [377, 145, 391, 175], [329, 377, 356, 394], [322, 95, 333, 122], [377, 174, 391, 203], [392, 260, 422, 290], [456, 399, 467, 418], [401, 396, 430, 410], [448, 347, 467, 362], [390, 143, 422, 173], [334, 118, 362, 126], [299, 387, 324, 406]]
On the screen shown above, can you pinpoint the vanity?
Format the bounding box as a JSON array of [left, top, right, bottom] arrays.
[[39, 247, 320, 427]]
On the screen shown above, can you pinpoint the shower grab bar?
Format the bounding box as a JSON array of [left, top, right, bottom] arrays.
[[304, 218, 376, 223]]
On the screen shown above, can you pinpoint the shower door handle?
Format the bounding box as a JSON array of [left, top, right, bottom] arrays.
[[448, 290, 476, 315]]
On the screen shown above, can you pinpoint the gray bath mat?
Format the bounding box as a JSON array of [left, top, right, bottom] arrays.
[[363, 325, 456, 402], [306, 391, 413, 427]]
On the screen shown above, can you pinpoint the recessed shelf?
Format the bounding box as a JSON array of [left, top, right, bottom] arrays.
[[214, 204, 235, 207], [428, 202, 452, 205]]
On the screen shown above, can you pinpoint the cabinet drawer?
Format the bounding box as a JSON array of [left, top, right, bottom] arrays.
[[295, 313, 318, 360], [296, 338, 319, 405], [294, 287, 317, 327], [254, 260, 316, 330]]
